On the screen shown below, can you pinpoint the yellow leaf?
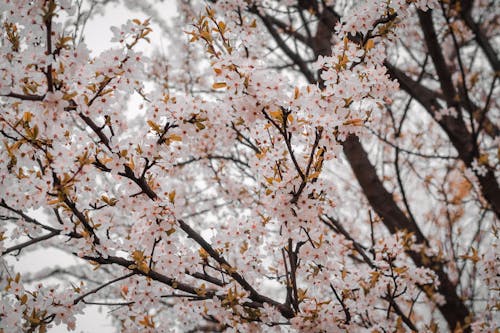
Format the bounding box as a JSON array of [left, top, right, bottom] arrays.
[[132, 250, 145, 262], [294, 86, 300, 99], [195, 122, 206, 130], [47, 198, 61, 205], [265, 176, 274, 185], [200, 30, 213, 42], [199, 248, 209, 260], [138, 261, 150, 273], [240, 240, 248, 254], [255, 149, 266, 159], [308, 171, 321, 181], [221, 263, 236, 274], [206, 7, 215, 18], [32, 125, 39, 139], [337, 54, 349, 69], [269, 109, 282, 120], [218, 21, 226, 32], [138, 315, 155, 328], [297, 288, 307, 302], [195, 283, 207, 296], [451, 178, 472, 204], [212, 82, 227, 89], [370, 271, 380, 287], [365, 39, 375, 51], [22, 112, 32, 123], [393, 266, 408, 275], [343, 118, 363, 126], [90, 261, 101, 270], [101, 195, 117, 206], [168, 191, 176, 204], [168, 134, 182, 142], [460, 247, 480, 263], [127, 158, 135, 170], [63, 92, 77, 100]]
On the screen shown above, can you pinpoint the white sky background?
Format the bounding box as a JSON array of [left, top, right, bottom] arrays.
[[6, 1, 178, 332]]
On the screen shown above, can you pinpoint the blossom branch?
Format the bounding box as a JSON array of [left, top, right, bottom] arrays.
[[178, 219, 295, 318], [291, 126, 322, 204], [321, 215, 375, 268], [73, 272, 135, 305], [1, 231, 59, 256], [2, 92, 44, 101], [255, 4, 472, 328], [329, 283, 351, 324]]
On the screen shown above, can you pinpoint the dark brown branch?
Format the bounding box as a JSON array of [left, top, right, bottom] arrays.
[[231, 123, 261, 154], [291, 126, 322, 204], [262, 108, 305, 181], [2, 92, 45, 101], [321, 215, 375, 268], [1, 200, 58, 233], [264, 14, 310, 45], [82, 255, 217, 297], [44, 0, 55, 93], [82, 254, 294, 318], [73, 272, 135, 305], [189, 271, 226, 287], [342, 135, 428, 244], [384, 295, 418, 332], [367, 127, 458, 160], [1, 231, 59, 256], [459, 1, 500, 73], [86, 146, 294, 317], [287, 238, 300, 313], [78, 112, 112, 150], [281, 248, 293, 308], [55, 178, 100, 245], [418, 10, 460, 111], [386, 62, 500, 219], [254, 8, 316, 83], [329, 283, 351, 324], [174, 154, 250, 169], [82, 300, 134, 306], [417, 9, 500, 219], [178, 219, 294, 318]]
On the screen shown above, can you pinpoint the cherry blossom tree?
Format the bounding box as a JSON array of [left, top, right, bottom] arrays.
[[0, 0, 498, 332]]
